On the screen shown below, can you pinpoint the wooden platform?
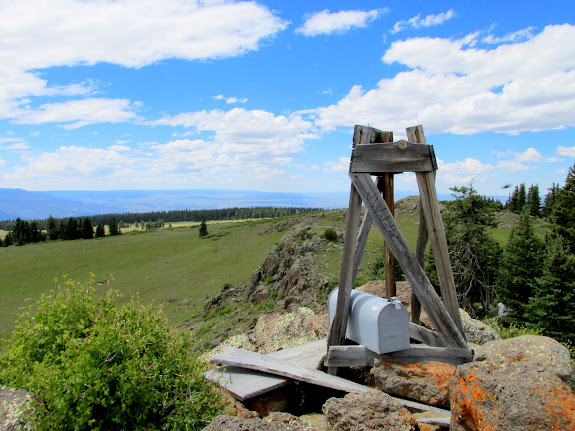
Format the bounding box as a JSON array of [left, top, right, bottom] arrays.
[[207, 340, 452, 421], [205, 339, 327, 401]]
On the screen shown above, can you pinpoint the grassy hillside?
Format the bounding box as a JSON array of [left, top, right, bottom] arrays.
[[0, 202, 550, 340]]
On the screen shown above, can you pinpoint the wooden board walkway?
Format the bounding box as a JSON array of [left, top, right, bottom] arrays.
[[205, 339, 326, 401]]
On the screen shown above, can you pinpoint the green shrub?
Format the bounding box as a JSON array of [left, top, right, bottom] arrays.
[[295, 229, 312, 241], [0, 276, 227, 431], [369, 247, 405, 281], [322, 228, 338, 241]]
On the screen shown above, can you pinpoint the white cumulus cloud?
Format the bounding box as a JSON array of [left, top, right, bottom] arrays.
[[312, 24, 575, 136], [296, 8, 385, 36]]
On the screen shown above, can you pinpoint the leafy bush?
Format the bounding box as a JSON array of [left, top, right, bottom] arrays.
[[0, 276, 227, 431], [322, 228, 338, 242]]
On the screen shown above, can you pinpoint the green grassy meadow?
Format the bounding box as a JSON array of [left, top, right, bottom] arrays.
[[0, 220, 285, 339]]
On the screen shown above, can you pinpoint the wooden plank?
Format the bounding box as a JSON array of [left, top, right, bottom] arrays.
[[406, 126, 428, 325], [268, 338, 327, 370], [211, 346, 371, 394], [352, 209, 373, 285], [210, 346, 453, 416], [383, 172, 396, 298], [352, 125, 393, 147], [349, 172, 468, 349], [350, 142, 435, 174], [205, 367, 287, 401], [325, 344, 473, 367], [416, 415, 451, 427], [409, 323, 443, 347]]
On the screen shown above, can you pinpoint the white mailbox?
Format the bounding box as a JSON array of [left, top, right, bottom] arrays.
[[328, 288, 410, 354]]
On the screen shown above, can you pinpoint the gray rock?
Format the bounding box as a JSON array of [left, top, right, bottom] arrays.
[[322, 391, 417, 431], [473, 335, 575, 389], [0, 386, 38, 431], [459, 309, 500, 344]]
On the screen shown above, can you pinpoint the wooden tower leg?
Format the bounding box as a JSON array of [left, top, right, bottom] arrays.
[[407, 125, 465, 339], [382, 172, 396, 298], [327, 184, 363, 374]]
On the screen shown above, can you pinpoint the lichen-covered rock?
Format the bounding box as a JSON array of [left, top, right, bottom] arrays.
[[473, 335, 575, 389], [202, 412, 319, 431], [450, 360, 575, 431], [0, 386, 38, 431], [322, 391, 417, 431], [371, 360, 456, 408], [451, 336, 575, 431], [253, 307, 323, 354], [459, 309, 499, 345]]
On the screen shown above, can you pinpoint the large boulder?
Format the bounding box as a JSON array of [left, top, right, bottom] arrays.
[[450, 335, 575, 431], [0, 386, 38, 431], [371, 360, 456, 408], [473, 335, 574, 389], [322, 391, 417, 431]]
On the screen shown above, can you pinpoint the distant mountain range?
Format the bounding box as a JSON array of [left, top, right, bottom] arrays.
[[1, 188, 463, 220]]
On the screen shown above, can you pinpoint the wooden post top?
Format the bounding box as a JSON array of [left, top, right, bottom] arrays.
[[349, 126, 438, 174]]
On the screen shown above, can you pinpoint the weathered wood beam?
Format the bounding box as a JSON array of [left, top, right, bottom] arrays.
[[325, 344, 473, 368], [406, 125, 428, 325], [327, 184, 363, 374], [352, 209, 373, 285], [409, 322, 443, 347], [382, 172, 396, 298], [349, 172, 468, 349], [350, 141, 436, 174]]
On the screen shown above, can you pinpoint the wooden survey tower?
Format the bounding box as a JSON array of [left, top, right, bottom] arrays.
[[326, 125, 469, 373]]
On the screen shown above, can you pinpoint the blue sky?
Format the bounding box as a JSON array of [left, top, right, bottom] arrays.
[[1, 0, 574, 198]]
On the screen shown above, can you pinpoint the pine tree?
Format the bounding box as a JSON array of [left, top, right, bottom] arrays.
[[541, 183, 560, 217], [82, 217, 94, 240], [108, 217, 119, 236], [525, 235, 575, 344], [47, 216, 59, 241], [507, 186, 519, 212], [199, 219, 208, 237], [496, 210, 544, 319], [426, 185, 501, 316], [551, 163, 575, 251], [517, 183, 527, 211], [30, 221, 41, 243], [526, 184, 541, 217], [95, 224, 106, 238]]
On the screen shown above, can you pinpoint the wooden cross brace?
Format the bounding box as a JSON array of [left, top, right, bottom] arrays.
[[327, 125, 467, 373]]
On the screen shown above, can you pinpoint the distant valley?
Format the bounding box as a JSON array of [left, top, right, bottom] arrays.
[[0, 188, 459, 220]]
